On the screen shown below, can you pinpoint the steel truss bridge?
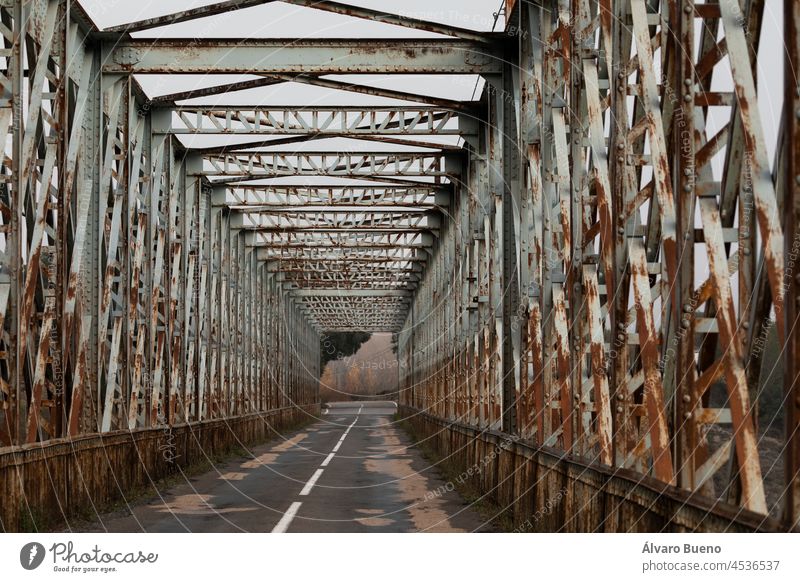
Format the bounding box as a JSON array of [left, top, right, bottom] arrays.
[[0, 0, 798, 531]]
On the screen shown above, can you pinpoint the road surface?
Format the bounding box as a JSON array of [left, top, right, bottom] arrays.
[[76, 402, 490, 532]]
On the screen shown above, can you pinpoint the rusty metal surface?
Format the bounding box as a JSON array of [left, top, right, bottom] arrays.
[[401, 406, 788, 533], [0, 0, 795, 532], [393, 0, 795, 527]]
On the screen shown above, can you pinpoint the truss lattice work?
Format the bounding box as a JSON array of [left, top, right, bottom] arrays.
[[0, 0, 797, 530]]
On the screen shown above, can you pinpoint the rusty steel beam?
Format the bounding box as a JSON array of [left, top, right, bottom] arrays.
[[214, 186, 449, 208], [273, 0, 493, 43], [191, 134, 466, 156], [102, 39, 503, 75], [149, 76, 286, 105], [265, 74, 476, 112], [150, 72, 476, 112], [102, 0, 492, 43], [231, 210, 440, 232], [164, 106, 463, 136], [102, 0, 278, 33], [197, 152, 453, 179]]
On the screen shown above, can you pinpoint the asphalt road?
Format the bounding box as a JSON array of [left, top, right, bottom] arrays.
[[77, 401, 490, 532]]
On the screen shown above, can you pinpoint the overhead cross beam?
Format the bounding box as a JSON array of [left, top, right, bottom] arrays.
[[198, 152, 454, 179], [231, 210, 440, 230], [256, 248, 428, 261], [214, 186, 449, 208], [163, 106, 465, 136], [243, 231, 435, 248], [151, 74, 476, 112], [103, 39, 503, 75]]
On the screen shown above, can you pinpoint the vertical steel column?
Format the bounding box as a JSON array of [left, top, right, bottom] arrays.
[[125, 81, 149, 430], [65, 27, 100, 437], [521, 1, 546, 444], [486, 75, 505, 431], [501, 35, 522, 435], [197, 181, 210, 419], [97, 72, 129, 433]]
